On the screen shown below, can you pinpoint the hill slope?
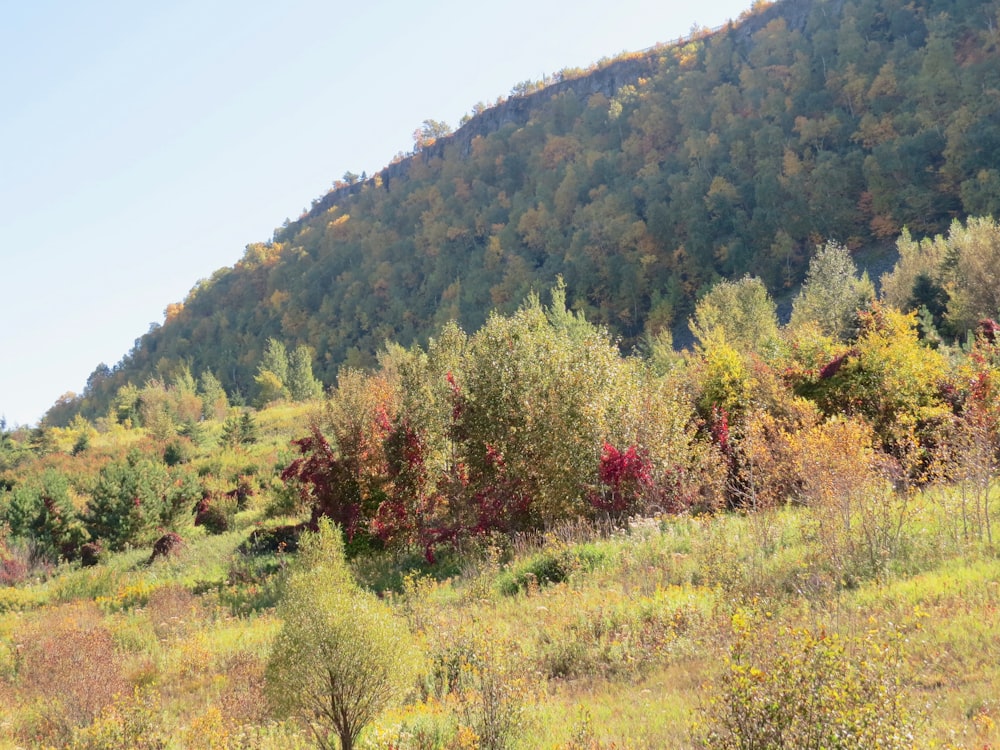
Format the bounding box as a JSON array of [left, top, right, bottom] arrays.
[[65, 0, 1000, 422]]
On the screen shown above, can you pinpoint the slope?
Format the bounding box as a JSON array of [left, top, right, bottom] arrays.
[[62, 0, 1000, 423]]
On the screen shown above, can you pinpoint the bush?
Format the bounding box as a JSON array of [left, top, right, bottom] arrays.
[[454, 629, 535, 750], [163, 437, 194, 466], [265, 520, 424, 750], [67, 688, 168, 750], [79, 541, 103, 567], [697, 610, 916, 749], [496, 543, 606, 596], [84, 451, 171, 551], [148, 531, 184, 563], [793, 417, 911, 583], [13, 604, 128, 744], [194, 497, 231, 534]]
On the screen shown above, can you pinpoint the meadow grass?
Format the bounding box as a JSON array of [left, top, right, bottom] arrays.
[[0, 478, 998, 748]]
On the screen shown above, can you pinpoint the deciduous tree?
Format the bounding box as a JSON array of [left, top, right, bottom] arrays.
[[265, 520, 422, 750], [790, 241, 874, 340]]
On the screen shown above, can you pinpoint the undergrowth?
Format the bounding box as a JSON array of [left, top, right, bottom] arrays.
[[0, 483, 997, 748]]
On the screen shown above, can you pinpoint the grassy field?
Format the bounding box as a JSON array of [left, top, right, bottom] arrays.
[[0, 494, 997, 746], [1, 404, 998, 748]]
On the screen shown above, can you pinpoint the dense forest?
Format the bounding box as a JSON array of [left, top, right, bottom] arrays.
[[49, 0, 1000, 425]]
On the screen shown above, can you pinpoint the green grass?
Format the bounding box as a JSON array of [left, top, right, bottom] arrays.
[[0, 475, 998, 747]]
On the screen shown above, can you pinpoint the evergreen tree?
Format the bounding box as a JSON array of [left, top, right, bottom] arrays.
[[3, 470, 88, 561], [287, 345, 324, 401], [84, 451, 171, 551], [221, 410, 259, 448]]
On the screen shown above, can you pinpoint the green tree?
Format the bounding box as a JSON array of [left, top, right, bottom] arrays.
[[940, 217, 1000, 336], [412, 119, 452, 152], [459, 289, 629, 526], [287, 345, 323, 401], [84, 451, 172, 551], [220, 410, 258, 448], [3, 470, 88, 561], [198, 369, 229, 420], [170, 366, 203, 425], [137, 379, 178, 440], [881, 218, 1000, 339], [265, 520, 422, 750], [790, 241, 875, 340], [879, 228, 949, 314], [256, 338, 291, 406], [0, 417, 27, 472], [689, 275, 780, 356], [114, 383, 142, 427]]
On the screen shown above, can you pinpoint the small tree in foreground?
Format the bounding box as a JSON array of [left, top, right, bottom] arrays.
[[265, 520, 423, 750]]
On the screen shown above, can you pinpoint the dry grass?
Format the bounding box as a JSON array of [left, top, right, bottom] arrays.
[[0, 482, 996, 748]]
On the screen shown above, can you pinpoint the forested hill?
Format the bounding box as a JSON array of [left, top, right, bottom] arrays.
[[62, 0, 1000, 423]]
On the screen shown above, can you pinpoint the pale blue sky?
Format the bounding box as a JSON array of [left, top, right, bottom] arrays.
[[0, 0, 752, 427]]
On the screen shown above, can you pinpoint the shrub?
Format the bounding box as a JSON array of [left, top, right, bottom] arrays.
[[67, 688, 168, 750], [194, 496, 231, 534], [496, 543, 606, 596], [163, 437, 194, 466], [454, 629, 535, 750], [793, 417, 911, 583], [589, 442, 652, 523], [84, 451, 171, 551], [79, 541, 103, 567], [145, 584, 198, 641], [148, 531, 184, 563], [0, 549, 28, 586], [804, 303, 950, 462], [697, 610, 916, 749], [13, 604, 128, 744], [265, 520, 424, 750], [216, 651, 268, 726]]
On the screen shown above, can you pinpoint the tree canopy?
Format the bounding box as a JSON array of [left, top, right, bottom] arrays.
[[50, 0, 1000, 425]]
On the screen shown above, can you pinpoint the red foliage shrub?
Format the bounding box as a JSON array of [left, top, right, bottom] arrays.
[[227, 475, 255, 510], [590, 442, 652, 522], [149, 531, 184, 563], [282, 424, 369, 541], [978, 318, 1000, 345], [79, 541, 102, 567], [239, 523, 304, 555], [194, 496, 230, 534], [0, 554, 28, 585]]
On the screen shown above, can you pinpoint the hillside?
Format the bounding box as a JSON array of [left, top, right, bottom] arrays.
[[4, 189, 1000, 746], [60, 0, 1000, 422]]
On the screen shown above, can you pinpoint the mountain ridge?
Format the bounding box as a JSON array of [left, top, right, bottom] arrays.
[[289, 0, 833, 232], [53, 0, 1000, 424]]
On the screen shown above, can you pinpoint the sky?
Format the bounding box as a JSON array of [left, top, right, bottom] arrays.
[[0, 0, 752, 428]]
